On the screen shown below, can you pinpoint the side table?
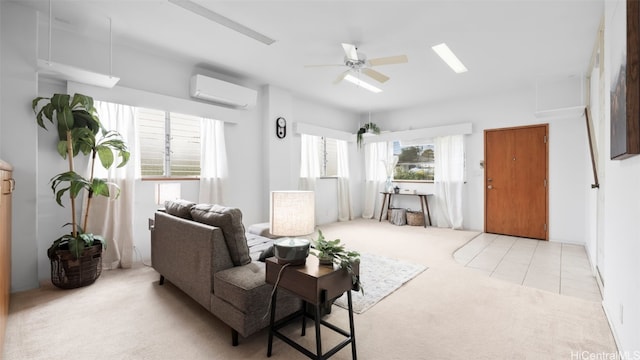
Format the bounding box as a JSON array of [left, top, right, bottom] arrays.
[[378, 192, 433, 227], [266, 256, 359, 360]]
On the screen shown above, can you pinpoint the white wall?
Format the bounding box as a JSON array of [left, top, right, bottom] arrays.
[[1, 2, 361, 288], [373, 86, 590, 243], [0, 2, 40, 291], [599, 0, 640, 352]]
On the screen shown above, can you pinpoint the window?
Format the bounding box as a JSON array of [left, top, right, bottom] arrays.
[[318, 137, 338, 177], [393, 140, 435, 181], [137, 107, 201, 178]]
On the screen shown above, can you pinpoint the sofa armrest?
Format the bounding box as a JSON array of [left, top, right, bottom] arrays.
[[151, 211, 234, 310]]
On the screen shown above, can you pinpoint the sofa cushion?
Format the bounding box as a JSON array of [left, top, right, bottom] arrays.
[[214, 262, 272, 313], [191, 204, 251, 266], [164, 199, 196, 220], [247, 222, 280, 239]]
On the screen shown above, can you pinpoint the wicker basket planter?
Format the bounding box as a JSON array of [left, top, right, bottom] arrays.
[[387, 208, 406, 226], [406, 210, 425, 226], [50, 243, 103, 289]]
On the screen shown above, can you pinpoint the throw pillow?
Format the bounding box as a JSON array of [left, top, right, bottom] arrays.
[[164, 199, 196, 220], [191, 204, 251, 266]]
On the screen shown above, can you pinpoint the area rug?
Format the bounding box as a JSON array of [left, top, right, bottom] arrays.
[[333, 252, 427, 314]]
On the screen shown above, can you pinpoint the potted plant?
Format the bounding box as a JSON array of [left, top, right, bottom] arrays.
[[32, 93, 130, 289], [311, 229, 362, 293], [356, 122, 380, 148]]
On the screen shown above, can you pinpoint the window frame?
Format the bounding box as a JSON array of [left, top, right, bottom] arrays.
[[392, 140, 435, 183], [137, 108, 202, 180], [319, 136, 339, 178]]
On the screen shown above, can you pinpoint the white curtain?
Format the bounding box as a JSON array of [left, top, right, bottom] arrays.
[[87, 101, 138, 269], [434, 135, 465, 229], [199, 118, 228, 204], [336, 139, 353, 221], [299, 134, 321, 190], [362, 141, 391, 219]]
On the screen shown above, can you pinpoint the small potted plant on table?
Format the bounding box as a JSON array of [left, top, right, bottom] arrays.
[[311, 230, 362, 293]]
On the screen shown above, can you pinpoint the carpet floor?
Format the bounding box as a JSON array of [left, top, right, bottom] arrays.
[[3, 219, 616, 359]]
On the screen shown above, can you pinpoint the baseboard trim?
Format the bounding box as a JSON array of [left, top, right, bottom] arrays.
[[601, 301, 622, 353]]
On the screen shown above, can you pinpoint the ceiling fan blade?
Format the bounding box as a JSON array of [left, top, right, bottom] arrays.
[[362, 68, 390, 83], [368, 55, 409, 67], [304, 64, 344, 68], [341, 43, 359, 61], [333, 70, 350, 84]]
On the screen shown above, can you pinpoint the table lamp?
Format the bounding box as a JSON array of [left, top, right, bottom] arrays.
[[270, 191, 315, 265]]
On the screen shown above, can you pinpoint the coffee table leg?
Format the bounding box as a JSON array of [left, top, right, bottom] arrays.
[[347, 291, 357, 360], [378, 193, 389, 222], [267, 289, 278, 357], [301, 302, 307, 336], [424, 195, 432, 226], [315, 303, 323, 359]]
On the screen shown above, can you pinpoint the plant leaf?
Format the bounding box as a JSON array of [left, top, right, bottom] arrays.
[[57, 141, 68, 158], [96, 145, 114, 169], [68, 237, 83, 259], [32, 97, 46, 113], [57, 106, 74, 132], [90, 178, 111, 197], [50, 94, 70, 112]]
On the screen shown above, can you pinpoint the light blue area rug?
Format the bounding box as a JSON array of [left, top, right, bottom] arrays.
[[334, 253, 427, 314]]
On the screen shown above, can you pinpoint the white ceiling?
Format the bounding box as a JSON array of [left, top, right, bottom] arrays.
[[19, 0, 604, 113]]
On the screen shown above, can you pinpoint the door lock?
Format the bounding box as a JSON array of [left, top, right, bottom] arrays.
[[487, 185, 493, 189]]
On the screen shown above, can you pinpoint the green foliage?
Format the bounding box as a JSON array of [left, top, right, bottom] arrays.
[[394, 167, 434, 181], [311, 229, 363, 293], [32, 93, 130, 260], [421, 148, 434, 162], [47, 228, 105, 260], [398, 146, 421, 162], [356, 122, 381, 149]]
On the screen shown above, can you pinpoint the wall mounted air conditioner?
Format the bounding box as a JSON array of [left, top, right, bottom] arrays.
[[190, 74, 257, 109]]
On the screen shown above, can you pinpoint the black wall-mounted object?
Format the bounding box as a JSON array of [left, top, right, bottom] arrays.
[[276, 117, 286, 139]]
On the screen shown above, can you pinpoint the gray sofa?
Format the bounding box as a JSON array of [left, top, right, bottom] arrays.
[[150, 200, 301, 346]]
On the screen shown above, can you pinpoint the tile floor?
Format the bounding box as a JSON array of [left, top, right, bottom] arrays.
[[453, 233, 602, 302]]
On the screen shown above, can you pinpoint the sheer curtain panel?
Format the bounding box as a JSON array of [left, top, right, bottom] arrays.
[[336, 139, 353, 221], [299, 134, 321, 190], [199, 118, 228, 204], [362, 141, 390, 219], [87, 101, 138, 269], [434, 135, 465, 229]]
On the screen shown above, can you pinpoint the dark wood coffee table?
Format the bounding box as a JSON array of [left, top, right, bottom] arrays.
[[265, 256, 359, 360]]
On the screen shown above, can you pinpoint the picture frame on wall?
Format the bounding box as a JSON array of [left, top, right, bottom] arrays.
[[611, 0, 640, 160]]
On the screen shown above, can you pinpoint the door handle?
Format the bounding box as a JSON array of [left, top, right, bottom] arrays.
[[487, 185, 493, 189], [2, 178, 14, 194]]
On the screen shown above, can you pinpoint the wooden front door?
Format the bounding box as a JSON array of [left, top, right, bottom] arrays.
[[484, 125, 548, 240]]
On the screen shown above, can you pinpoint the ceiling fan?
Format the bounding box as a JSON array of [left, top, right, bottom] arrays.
[[305, 43, 408, 85]]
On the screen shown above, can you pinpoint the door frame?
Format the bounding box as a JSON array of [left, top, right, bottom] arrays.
[[483, 124, 549, 240]]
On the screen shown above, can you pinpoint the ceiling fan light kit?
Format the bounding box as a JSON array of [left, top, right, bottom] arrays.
[[306, 42, 408, 91], [344, 74, 382, 93], [432, 43, 468, 73]]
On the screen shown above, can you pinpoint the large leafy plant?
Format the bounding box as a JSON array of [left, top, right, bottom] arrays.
[[32, 93, 130, 259]]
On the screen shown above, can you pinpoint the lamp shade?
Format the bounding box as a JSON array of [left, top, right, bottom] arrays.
[[270, 191, 315, 237]]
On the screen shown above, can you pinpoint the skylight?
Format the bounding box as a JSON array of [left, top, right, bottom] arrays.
[[432, 43, 468, 73]]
